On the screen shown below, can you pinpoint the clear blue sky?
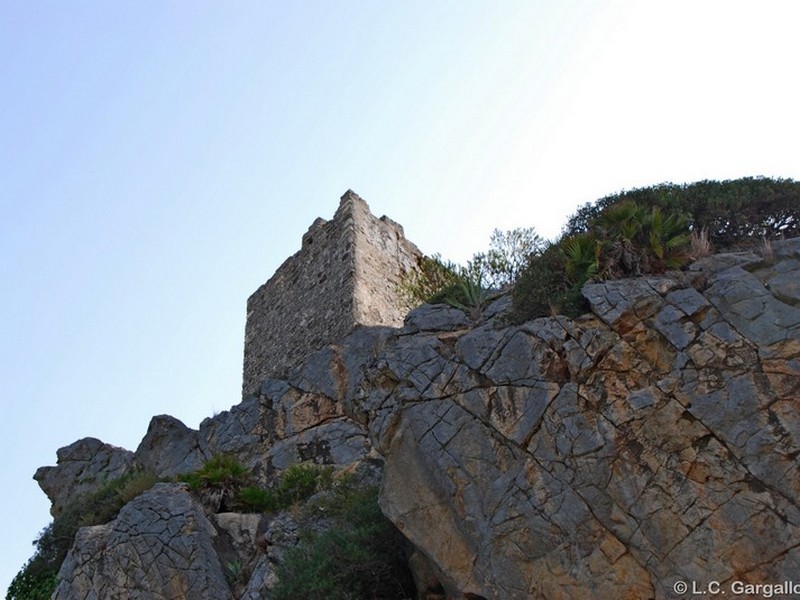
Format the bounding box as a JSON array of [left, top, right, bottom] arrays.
[[2, 1, 799, 594]]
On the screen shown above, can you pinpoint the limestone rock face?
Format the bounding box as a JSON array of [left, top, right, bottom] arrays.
[[53, 483, 232, 600]]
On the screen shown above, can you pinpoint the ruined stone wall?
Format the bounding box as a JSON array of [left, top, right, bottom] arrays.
[[242, 191, 421, 396]]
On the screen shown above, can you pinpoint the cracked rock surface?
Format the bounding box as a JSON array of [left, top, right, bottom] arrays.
[[53, 483, 232, 600]]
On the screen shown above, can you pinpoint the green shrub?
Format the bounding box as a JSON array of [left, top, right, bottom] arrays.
[[512, 197, 694, 321], [643, 206, 691, 272], [236, 486, 277, 512], [179, 454, 249, 491], [271, 479, 415, 600], [562, 177, 800, 250], [7, 469, 160, 600], [278, 463, 333, 505], [584, 201, 691, 279], [471, 227, 545, 289], [179, 454, 254, 513], [511, 243, 588, 322], [180, 457, 334, 514], [401, 227, 544, 308], [562, 233, 599, 285], [401, 254, 488, 319], [234, 463, 333, 513], [428, 273, 488, 321], [6, 559, 58, 600], [69, 469, 161, 526]]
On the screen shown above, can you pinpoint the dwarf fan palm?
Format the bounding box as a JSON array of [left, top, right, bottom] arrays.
[[645, 207, 690, 272], [563, 234, 600, 285]]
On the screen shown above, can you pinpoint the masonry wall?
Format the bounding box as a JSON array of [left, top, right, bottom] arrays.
[[242, 191, 421, 396]]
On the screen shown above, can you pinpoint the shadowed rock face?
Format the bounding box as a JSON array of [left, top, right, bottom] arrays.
[[36, 239, 800, 599]]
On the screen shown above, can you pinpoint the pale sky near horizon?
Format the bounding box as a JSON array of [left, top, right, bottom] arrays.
[[2, 1, 799, 594]]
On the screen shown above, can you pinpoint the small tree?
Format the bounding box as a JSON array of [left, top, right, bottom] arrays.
[[477, 227, 545, 289]]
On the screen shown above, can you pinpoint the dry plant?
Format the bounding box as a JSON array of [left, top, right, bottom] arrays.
[[688, 228, 713, 260], [756, 236, 775, 264]]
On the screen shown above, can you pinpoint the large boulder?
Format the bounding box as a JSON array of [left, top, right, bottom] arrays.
[[135, 414, 206, 478], [53, 483, 232, 600], [34, 437, 136, 516]]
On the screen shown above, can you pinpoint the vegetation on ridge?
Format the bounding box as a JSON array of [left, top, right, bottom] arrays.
[[512, 200, 695, 321], [400, 226, 544, 319], [402, 176, 800, 322], [562, 176, 800, 249]]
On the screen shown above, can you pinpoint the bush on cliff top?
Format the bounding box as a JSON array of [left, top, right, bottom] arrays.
[[511, 176, 800, 321], [399, 254, 464, 306], [562, 176, 800, 250], [511, 202, 692, 321], [403, 178, 764, 320]]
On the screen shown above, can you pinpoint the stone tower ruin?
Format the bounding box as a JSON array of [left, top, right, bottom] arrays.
[[242, 190, 422, 396]]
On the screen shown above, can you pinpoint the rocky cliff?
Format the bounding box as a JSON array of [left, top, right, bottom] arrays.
[[35, 239, 800, 599]]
